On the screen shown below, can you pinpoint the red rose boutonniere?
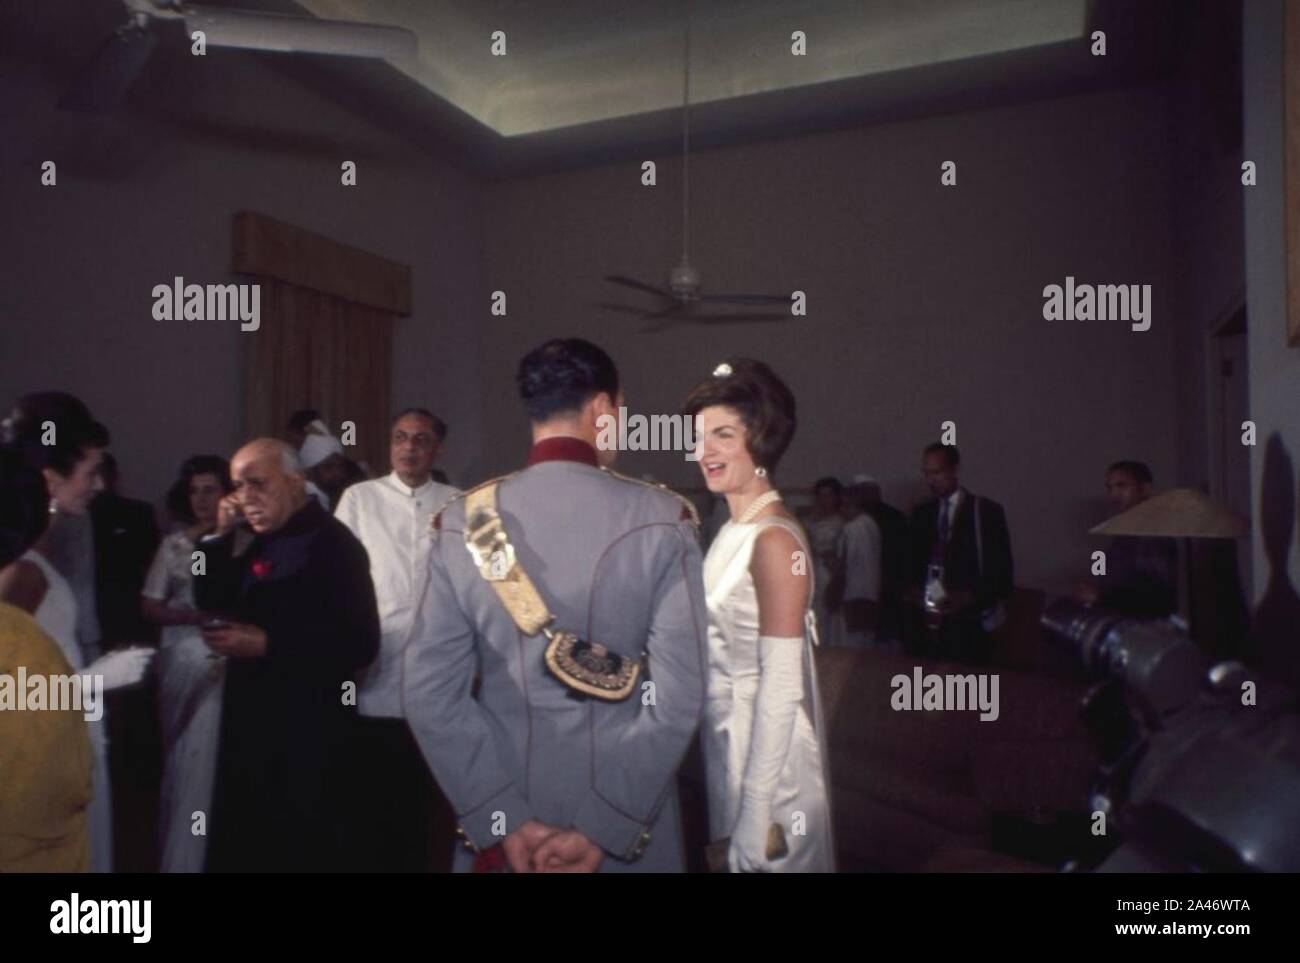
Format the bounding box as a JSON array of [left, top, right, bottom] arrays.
[[251, 559, 273, 579]]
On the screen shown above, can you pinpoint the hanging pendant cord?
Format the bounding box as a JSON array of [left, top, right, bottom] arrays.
[[681, 0, 691, 263]]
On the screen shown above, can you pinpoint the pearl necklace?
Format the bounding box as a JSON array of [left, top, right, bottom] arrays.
[[738, 489, 782, 524]]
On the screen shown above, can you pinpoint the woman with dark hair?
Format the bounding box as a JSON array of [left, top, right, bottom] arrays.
[[0, 396, 154, 873], [0, 442, 93, 871], [142, 455, 232, 872], [682, 359, 835, 872]]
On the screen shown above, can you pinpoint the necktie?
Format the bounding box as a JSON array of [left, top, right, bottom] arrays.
[[932, 499, 950, 562]]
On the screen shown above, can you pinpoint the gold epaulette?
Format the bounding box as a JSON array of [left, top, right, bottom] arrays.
[[430, 472, 517, 532], [599, 467, 701, 530]]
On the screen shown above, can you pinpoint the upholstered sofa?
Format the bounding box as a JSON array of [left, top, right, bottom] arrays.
[[815, 645, 1099, 872]]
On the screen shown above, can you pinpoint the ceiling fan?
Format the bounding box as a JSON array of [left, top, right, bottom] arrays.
[[60, 0, 417, 112], [603, 4, 792, 328]]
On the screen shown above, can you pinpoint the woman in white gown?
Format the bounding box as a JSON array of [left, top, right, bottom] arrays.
[[0, 400, 152, 872], [142, 455, 231, 872], [683, 360, 835, 872]]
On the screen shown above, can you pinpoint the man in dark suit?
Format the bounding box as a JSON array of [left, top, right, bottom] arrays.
[[90, 453, 159, 647], [89, 452, 161, 872], [906, 443, 1013, 665], [196, 438, 380, 872], [1075, 460, 1177, 618]]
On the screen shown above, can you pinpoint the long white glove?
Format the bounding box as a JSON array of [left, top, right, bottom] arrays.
[[729, 634, 805, 873], [87, 646, 155, 691]]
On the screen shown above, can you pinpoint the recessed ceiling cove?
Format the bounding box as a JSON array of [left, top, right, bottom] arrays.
[[297, 0, 1089, 137]]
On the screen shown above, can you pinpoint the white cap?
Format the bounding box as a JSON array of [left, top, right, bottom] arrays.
[[300, 433, 344, 469]]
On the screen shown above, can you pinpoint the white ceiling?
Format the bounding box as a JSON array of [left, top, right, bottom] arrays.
[[297, 0, 1090, 137]]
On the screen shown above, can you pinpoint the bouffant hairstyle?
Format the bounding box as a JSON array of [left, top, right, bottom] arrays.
[[165, 455, 234, 524], [0, 443, 49, 568], [1, 391, 109, 478], [516, 338, 620, 423], [0, 391, 104, 566], [681, 359, 796, 476]]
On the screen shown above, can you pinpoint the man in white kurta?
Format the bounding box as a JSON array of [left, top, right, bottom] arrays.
[[334, 408, 458, 870]]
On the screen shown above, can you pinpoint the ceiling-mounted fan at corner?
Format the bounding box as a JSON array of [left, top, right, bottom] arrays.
[[602, 4, 792, 329], [59, 0, 418, 113]]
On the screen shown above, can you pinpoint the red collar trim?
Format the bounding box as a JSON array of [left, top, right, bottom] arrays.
[[526, 436, 599, 468]]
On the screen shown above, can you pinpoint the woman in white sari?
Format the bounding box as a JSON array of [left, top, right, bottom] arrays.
[[682, 360, 835, 872], [142, 455, 231, 872]]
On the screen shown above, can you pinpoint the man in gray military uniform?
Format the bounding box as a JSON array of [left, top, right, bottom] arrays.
[[402, 338, 707, 872]]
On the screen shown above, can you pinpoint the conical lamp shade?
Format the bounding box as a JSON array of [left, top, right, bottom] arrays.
[[1089, 488, 1248, 539]]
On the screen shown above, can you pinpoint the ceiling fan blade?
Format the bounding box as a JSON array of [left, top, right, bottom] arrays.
[[598, 301, 688, 323], [699, 294, 791, 305], [605, 275, 674, 299], [643, 316, 688, 333], [644, 302, 684, 319], [597, 302, 659, 316], [641, 311, 789, 332], [680, 313, 792, 324], [182, 5, 417, 59], [59, 23, 158, 112]]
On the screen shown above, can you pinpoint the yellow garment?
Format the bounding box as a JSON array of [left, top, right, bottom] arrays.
[[0, 601, 92, 872]]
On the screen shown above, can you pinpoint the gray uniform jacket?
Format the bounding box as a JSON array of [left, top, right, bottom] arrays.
[[401, 458, 708, 871]]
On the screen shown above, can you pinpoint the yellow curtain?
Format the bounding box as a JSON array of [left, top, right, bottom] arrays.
[[244, 279, 393, 475]]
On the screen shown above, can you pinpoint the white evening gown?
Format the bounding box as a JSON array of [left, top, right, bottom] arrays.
[[702, 516, 836, 871], [143, 530, 225, 873], [22, 549, 113, 873]]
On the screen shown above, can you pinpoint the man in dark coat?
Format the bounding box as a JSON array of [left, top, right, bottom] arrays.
[[195, 438, 379, 872], [906, 443, 1013, 665], [89, 452, 160, 872], [90, 452, 159, 647], [1076, 460, 1178, 619]]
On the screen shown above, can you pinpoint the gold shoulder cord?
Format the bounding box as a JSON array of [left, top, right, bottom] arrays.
[[463, 483, 640, 701], [463, 483, 550, 634]]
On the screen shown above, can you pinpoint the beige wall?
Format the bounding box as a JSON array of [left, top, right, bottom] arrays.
[[481, 86, 1193, 591], [0, 50, 485, 505], [3, 17, 1251, 599]]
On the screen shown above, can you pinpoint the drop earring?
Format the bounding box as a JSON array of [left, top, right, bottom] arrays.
[[754, 466, 768, 478]]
